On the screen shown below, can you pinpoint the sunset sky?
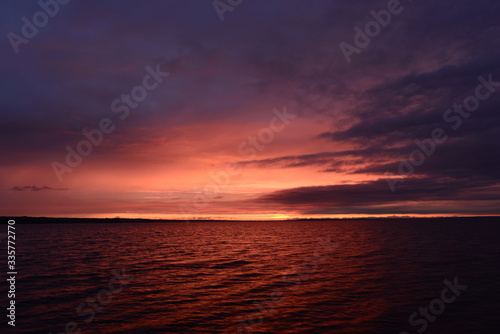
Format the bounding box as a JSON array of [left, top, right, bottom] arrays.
[[1, 0, 500, 219]]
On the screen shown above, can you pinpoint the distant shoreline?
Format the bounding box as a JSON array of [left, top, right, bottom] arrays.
[[2, 216, 499, 224]]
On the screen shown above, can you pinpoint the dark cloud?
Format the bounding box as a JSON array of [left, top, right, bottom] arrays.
[[258, 177, 500, 215], [11, 186, 68, 192], [243, 116, 500, 185]]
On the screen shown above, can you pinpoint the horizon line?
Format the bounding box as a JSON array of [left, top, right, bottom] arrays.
[[3, 215, 500, 223]]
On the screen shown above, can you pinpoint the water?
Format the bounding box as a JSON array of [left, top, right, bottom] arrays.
[[4, 219, 500, 333]]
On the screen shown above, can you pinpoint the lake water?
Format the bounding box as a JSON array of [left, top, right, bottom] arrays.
[[6, 219, 500, 333]]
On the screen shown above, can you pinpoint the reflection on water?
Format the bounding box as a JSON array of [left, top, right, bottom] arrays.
[[10, 219, 500, 333]]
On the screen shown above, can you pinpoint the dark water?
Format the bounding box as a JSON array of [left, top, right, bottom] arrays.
[[3, 219, 500, 333]]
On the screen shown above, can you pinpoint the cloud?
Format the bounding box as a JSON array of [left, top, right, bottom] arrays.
[[257, 177, 500, 215], [11, 185, 68, 192]]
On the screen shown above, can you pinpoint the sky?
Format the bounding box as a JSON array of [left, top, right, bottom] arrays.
[[1, 0, 500, 219]]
